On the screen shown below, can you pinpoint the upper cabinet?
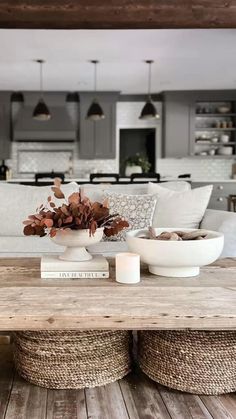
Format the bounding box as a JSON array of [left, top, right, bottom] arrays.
[[162, 92, 195, 158], [79, 92, 119, 159], [163, 90, 236, 159], [0, 92, 12, 160]]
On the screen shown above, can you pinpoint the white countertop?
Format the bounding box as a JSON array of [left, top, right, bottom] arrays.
[[190, 179, 236, 183], [0, 176, 236, 183], [2, 177, 236, 183]]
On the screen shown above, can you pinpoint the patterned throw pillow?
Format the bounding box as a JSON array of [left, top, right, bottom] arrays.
[[103, 192, 157, 241]]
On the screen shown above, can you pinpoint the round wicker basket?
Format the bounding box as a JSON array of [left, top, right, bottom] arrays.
[[138, 330, 236, 395], [13, 330, 132, 389]]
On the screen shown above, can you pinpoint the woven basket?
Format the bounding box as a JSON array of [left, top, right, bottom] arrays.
[[138, 330, 236, 395], [13, 330, 132, 389]]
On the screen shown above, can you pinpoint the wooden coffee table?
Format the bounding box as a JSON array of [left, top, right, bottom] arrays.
[[0, 257, 236, 330]]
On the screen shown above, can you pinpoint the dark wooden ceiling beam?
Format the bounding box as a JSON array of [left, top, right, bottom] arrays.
[[0, 1, 236, 29]]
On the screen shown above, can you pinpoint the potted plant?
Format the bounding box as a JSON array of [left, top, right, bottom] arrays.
[[124, 153, 151, 177], [23, 178, 129, 262]]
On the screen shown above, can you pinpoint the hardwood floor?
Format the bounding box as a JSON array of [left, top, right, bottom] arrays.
[[1, 343, 236, 419]]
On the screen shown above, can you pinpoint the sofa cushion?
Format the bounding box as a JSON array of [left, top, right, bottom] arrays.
[[0, 182, 79, 237], [201, 209, 236, 257], [152, 181, 190, 191], [0, 180, 190, 239], [103, 192, 157, 240], [82, 181, 190, 202], [148, 183, 213, 229]]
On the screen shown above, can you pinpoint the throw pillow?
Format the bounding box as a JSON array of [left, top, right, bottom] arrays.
[[148, 183, 213, 229], [201, 209, 236, 258], [150, 181, 191, 192], [0, 181, 79, 236], [83, 181, 190, 203], [103, 192, 157, 241], [83, 183, 148, 202]]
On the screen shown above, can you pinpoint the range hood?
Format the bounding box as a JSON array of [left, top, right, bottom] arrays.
[[13, 105, 76, 141]]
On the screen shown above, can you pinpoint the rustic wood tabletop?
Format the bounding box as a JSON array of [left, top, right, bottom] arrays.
[[0, 257, 236, 331]]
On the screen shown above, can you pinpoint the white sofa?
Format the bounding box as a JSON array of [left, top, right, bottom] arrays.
[[0, 181, 236, 258]]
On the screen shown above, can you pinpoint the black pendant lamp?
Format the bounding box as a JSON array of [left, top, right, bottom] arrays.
[[139, 60, 159, 120], [87, 60, 105, 121], [33, 59, 51, 121]]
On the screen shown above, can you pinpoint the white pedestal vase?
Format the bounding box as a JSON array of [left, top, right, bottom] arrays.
[[50, 228, 104, 262]]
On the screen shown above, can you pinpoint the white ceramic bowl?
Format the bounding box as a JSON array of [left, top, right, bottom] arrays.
[[126, 228, 224, 277], [51, 228, 104, 261], [217, 106, 231, 114], [217, 146, 233, 156], [220, 134, 230, 143]]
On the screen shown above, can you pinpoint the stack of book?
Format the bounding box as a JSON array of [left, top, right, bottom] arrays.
[[41, 255, 109, 279]]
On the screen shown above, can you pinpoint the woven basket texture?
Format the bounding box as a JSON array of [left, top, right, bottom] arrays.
[[138, 330, 236, 395], [13, 330, 132, 389]]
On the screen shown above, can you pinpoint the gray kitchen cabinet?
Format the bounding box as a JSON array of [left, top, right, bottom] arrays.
[[0, 92, 11, 160], [79, 92, 119, 159], [192, 181, 236, 211], [163, 92, 195, 158], [163, 90, 236, 159], [208, 195, 228, 211]]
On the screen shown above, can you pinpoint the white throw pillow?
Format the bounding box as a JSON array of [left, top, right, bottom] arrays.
[[103, 192, 157, 241], [0, 182, 79, 236], [148, 183, 213, 229], [154, 181, 191, 192], [201, 209, 236, 258], [83, 183, 148, 202], [83, 181, 190, 202]]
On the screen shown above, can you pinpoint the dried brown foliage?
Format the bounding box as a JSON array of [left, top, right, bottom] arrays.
[[23, 179, 129, 238]]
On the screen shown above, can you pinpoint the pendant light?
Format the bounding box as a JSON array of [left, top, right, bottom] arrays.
[[139, 60, 159, 120], [33, 59, 51, 121], [86, 60, 105, 121]]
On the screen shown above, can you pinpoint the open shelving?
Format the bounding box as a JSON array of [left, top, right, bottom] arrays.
[[196, 113, 236, 117], [196, 128, 236, 131], [194, 101, 236, 157]]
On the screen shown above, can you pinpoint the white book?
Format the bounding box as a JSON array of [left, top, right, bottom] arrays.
[[41, 254, 109, 272], [41, 271, 109, 279]]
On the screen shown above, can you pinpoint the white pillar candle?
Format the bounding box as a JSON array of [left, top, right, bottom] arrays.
[[116, 253, 140, 284]]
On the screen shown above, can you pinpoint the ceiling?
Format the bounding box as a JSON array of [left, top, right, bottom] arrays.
[[0, 29, 236, 93]]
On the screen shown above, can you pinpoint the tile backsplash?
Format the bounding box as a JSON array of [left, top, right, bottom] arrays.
[[157, 157, 235, 180], [18, 150, 73, 174], [7, 141, 117, 178], [7, 141, 235, 180]]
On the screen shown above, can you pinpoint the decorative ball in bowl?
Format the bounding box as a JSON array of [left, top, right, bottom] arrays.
[[51, 228, 104, 262], [126, 228, 224, 277]]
